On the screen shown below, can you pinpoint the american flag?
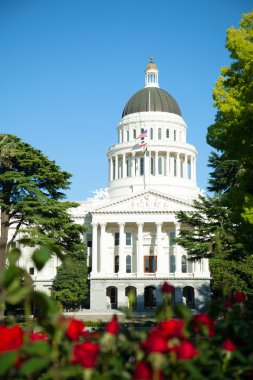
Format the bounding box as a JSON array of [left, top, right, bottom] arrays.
[[137, 129, 148, 148]]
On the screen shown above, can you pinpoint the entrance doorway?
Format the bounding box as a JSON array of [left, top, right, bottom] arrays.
[[144, 286, 156, 308]]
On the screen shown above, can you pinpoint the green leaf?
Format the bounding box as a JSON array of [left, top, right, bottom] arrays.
[[32, 246, 52, 270], [5, 285, 30, 304], [8, 248, 21, 266], [3, 266, 21, 289], [0, 351, 18, 376], [19, 357, 50, 376], [22, 341, 50, 357]]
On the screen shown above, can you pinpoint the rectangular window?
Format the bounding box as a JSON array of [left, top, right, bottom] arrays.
[[140, 157, 144, 175], [158, 157, 162, 175], [133, 129, 136, 139], [114, 232, 119, 246], [127, 130, 130, 141], [150, 128, 153, 140], [174, 158, 177, 176], [158, 128, 162, 140], [29, 267, 35, 275], [166, 129, 170, 138], [113, 160, 115, 179], [169, 231, 176, 246], [144, 256, 157, 273], [150, 157, 154, 175], [126, 159, 130, 177], [174, 130, 176, 141], [126, 232, 132, 245]]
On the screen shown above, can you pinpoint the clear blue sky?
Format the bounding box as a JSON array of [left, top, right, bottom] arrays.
[[0, 0, 252, 200]]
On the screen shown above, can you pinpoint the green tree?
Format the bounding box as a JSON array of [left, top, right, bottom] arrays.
[[176, 10, 253, 296], [51, 248, 89, 309], [0, 134, 85, 275]]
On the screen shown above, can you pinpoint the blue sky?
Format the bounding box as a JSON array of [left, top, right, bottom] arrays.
[[0, 0, 252, 200]]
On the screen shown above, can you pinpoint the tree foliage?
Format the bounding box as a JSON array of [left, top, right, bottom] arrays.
[[0, 134, 86, 274], [176, 10, 253, 295], [51, 249, 89, 309]]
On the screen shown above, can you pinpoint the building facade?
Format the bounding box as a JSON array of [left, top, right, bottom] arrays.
[[19, 58, 211, 310]]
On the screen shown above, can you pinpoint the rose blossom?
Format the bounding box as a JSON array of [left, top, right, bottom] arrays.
[[0, 325, 24, 353], [161, 282, 174, 294], [105, 315, 119, 335], [65, 318, 87, 340], [141, 331, 168, 354], [158, 319, 185, 339], [233, 291, 246, 303], [30, 332, 47, 342], [193, 313, 215, 337], [222, 338, 237, 351], [72, 341, 100, 368], [133, 361, 164, 380], [175, 341, 199, 360]]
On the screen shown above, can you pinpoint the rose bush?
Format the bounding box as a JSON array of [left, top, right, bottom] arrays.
[[0, 248, 253, 379]]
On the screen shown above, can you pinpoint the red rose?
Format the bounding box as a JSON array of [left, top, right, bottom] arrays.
[[30, 332, 47, 342], [133, 361, 164, 380], [175, 341, 199, 360], [72, 341, 100, 368], [141, 331, 168, 354], [158, 319, 185, 339], [66, 318, 86, 340], [105, 315, 119, 335], [161, 282, 174, 294], [233, 291, 246, 303], [193, 313, 215, 337], [0, 325, 24, 353], [222, 338, 237, 351]]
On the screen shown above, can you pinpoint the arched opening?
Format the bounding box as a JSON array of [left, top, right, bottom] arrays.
[[106, 286, 118, 309], [183, 286, 195, 309], [126, 255, 131, 273], [144, 286, 156, 309], [114, 255, 119, 273], [125, 286, 137, 309]]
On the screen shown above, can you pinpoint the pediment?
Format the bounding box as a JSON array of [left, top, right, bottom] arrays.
[[93, 190, 194, 214]]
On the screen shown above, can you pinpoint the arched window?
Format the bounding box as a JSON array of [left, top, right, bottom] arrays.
[[158, 128, 162, 140], [182, 255, 187, 273], [150, 157, 154, 175], [144, 286, 156, 308], [106, 287, 118, 309], [114, 255, 119, 273], [166, 129, 169, 138], [187, 159, 191, 179], [169, 255, 175, 273], [158, 157, 162, 175], [126, 255, 131, 273], [150, 128, 153, 140], [174, 130, 176, 141], [125, 287, 137, 309]]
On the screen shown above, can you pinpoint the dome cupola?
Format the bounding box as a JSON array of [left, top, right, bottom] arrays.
[[122, 57, 181, 117]]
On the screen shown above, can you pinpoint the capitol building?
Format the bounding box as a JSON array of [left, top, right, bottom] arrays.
[[20, 58, 211, 311]]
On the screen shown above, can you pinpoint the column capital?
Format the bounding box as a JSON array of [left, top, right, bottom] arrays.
[[155, 222, 163, 227], [118, 222, 125, 228], [91, 222, 98, 228], [137, 222, 144, 229], [99, 222, 106, 229]]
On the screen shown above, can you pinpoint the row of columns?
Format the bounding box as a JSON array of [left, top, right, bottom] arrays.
[[109, 152, 196, 181], [91, 222, 208, 276]]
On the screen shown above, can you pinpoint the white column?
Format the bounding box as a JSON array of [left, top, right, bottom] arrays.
[[183, 155, 187, 179], [190, 156, 193, 180], [91, 223, 98, 275], [137, 223, 144, 276], [122, 154, 126, 178], [118, 222, 125, 275], [109, 158, 113, 181], [175, 222, 182, 276], [166, 152, 170, 176], [176, 153, 180, 178], [131, 153, 136, 177], [99, 223, 106, 273], [203, 258, 210, 274], [115, 155, 118, 180], [156, 222, 164, 275], [170, 154, 174, 176]]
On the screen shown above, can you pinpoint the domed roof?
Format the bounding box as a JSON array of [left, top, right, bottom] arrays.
[[122, 87, 182, 117]]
